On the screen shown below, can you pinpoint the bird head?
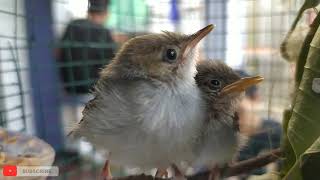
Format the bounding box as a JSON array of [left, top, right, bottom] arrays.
[[195, 60, 263, 111], [104, 25, 214, 82]]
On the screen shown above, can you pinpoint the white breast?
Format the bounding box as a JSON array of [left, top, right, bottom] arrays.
[[194, 123, 238, 167], [142, 81, 204, 140], [134, 80, 205, 168]]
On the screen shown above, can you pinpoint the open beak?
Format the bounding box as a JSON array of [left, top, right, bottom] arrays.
[[220, 76, 264, 95], [182, 24, 215, 59]]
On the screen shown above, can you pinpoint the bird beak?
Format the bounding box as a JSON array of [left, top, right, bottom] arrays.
[[182, 24, 215, 60], [220, 76, 264, 95]]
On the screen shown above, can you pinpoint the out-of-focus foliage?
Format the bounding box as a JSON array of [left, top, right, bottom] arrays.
[[280, 109, 295, 177], [107, 0, 149, 32], [247, 172, 280, 180], [280, 0, 319, 62], [280, 9, 320, 179]]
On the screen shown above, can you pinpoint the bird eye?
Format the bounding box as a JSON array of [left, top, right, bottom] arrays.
[[210, 79, 220, 86], [164, 48, 177, 63], [209, 79, 221, 90]]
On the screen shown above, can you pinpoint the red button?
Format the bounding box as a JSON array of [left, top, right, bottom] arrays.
[[3, 165, 17, 176]]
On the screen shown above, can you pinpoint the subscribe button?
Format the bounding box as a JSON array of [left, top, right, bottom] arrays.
[[2, 165, 59, 177]]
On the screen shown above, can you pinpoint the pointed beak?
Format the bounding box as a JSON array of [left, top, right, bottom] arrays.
[[220, 76, 264, 95], [182, 24, 215, 58]]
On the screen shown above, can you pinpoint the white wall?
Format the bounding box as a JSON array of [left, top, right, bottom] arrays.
[[52, 0, 87, 38], [0, 0, 34, 133]]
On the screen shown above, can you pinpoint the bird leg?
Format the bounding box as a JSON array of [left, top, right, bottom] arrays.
[[101, 159, 112, 180], [155, 168, 168, 178], [208, 165, 221, 180], [171, 163, 186, 180]]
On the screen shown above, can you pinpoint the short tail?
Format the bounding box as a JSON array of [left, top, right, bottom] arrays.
[[66, 118, 83, 138], [67, 130, 74, 137]]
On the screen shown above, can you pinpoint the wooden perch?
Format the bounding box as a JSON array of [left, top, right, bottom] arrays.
[[112, 148, 282, 180]]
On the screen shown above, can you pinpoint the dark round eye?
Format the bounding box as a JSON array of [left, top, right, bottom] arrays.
[[209, 79, 221, 89], [166, 49, 177, 61], [210, 79, 220, 86]]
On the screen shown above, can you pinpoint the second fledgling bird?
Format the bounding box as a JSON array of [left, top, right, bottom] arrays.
[[193, 60, 263, 179]]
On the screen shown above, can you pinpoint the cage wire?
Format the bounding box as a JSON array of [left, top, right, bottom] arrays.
[[0, 0, 314, 179], [0, 0, 31, 133]]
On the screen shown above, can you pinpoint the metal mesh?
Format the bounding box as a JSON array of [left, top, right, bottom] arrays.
[[0, 0, 313, 179], [0, 0, 31, 133]]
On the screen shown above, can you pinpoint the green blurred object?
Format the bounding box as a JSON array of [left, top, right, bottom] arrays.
[[247, 172, 280, 180], [106, 0, 149, 32], [280, 0, 319, 62], [280, 109, 295, 177], [281, 12, 320, 180]]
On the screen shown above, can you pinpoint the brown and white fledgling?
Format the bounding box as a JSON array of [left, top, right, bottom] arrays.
[[193, 60, 263, 179], [68, 25, 214, 178]]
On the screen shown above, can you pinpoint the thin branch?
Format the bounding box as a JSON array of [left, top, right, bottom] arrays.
[[112, 148, 282, 180], [223, 148, 282, 177]]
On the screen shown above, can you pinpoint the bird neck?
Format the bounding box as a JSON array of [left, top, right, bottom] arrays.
[[206, 98, 237, 122], [101, 61, 148, 80]]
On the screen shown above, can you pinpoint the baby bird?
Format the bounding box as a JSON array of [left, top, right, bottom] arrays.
[[69, 25, 214, 178], [193, 60, 263, 179]]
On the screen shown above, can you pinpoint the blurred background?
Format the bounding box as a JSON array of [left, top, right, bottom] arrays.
[[0, 0, 316, 179]]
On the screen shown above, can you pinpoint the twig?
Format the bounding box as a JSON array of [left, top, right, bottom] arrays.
[[223, 148, 282, 177], [112, 148, 282, 180]]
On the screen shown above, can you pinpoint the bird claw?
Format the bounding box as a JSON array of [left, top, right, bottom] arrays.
[[101, 160, 112, 180], [155, 168, 168, 178], [171, 164, 186, 180], [208, 165, 221, 180], [172, 176, 187, 180]]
